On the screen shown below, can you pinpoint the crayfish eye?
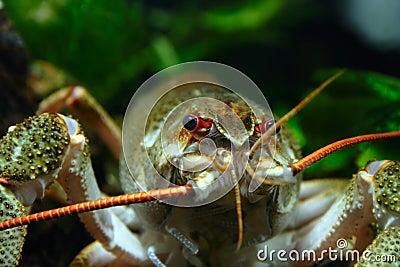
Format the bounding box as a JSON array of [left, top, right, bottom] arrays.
[[182, 114, 213, 140], [255, 119, 280, 135], [182, 114, 198, 132]]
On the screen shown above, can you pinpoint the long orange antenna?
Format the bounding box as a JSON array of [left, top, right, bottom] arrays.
[[0, 185, 191, 231], [2, 133, 398, 231], [290, 131, 400, 175]]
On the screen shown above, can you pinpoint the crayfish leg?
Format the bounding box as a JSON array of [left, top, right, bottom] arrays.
[[292, 178, 348, 228]]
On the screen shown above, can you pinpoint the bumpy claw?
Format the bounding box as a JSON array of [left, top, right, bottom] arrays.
[[0, 113, 70, 206], [353, 161, 400, 266], [290, 160, 400, 266], [0, 113, 148, 266], [355, 226, 400, 267], [0, 113, 70, 266], [368, 160, 400, 230], [0, 113, 69, 182], [0, 185, 27, 266]]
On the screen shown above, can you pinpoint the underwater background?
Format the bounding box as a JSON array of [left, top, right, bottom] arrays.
[[1, 1, 400, 266]]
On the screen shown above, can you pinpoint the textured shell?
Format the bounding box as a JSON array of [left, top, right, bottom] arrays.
[[372, 160, 400, 230], [120, 82, 302, 265], [144, 83, 269, 184], [0, 113, 69, 183], [0, 185, 27, 266]]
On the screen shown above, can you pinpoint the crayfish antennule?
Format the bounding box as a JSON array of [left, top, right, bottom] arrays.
[[232, 170, 243, 253], [249, 69, 345, 158]]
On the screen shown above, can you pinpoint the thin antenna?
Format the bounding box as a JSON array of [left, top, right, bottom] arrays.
[[232, 170, 243, 252], [249, 70, 345, 158], [0, 185, 191, 230], [290, 131, 400, 175]]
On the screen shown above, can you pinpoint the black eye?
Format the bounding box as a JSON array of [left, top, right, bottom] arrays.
[[266, 120, 274, 128], [255, 119, 280, 135], [266, 119, 280, 135], [182, 114, 198, 131]]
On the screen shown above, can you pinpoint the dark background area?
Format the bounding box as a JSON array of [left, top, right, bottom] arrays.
[[1, 0, 400, 266]]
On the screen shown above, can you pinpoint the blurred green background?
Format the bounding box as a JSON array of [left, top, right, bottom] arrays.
[[1, 0, 400, 266], [4, 0, 399, 177]]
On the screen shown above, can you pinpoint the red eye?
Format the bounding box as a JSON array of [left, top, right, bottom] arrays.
[[255, 119, 280, 135], [182, 114, 212, 136]]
